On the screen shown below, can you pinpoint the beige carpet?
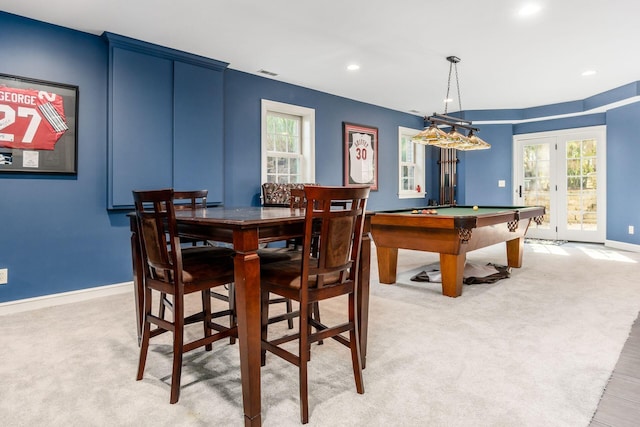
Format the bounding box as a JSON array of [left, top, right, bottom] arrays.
[[1, 242, 639, 426]]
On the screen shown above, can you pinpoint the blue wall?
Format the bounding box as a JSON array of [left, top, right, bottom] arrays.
[[0, 13, 133, 302], [1, 11, 638, 303], [223, 70, 428, 209], [456, 123, 515, 206], [606, 102, 640, 244]]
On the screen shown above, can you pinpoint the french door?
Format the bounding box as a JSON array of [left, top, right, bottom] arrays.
[[513, 126, 606, 242]]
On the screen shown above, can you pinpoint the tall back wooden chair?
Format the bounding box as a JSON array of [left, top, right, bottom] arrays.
[[259, 185, 370, 423], [256, 187, 309, 329], [133, 189, 237, 404], [168, 190, 236, 342]]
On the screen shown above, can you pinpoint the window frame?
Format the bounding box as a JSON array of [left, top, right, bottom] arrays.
[[398, 126, 426, 199], [261, 99, 315, 185]]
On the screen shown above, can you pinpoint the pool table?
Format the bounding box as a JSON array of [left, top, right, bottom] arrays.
[[370, 205, 545, 297]]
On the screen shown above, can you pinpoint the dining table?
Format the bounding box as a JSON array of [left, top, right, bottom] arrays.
[[128, 206, 373, 426]]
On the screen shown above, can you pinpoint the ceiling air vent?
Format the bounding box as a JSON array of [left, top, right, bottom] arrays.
[[257, 69, 278, 77]]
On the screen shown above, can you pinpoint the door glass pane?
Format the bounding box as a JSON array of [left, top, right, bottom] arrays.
[[565, 140, 598, 231], [523, 144, 550, 228]]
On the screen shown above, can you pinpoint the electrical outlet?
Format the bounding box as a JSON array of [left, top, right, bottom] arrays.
[[630, 225, 635, 235], [0, 268, 7, 285]]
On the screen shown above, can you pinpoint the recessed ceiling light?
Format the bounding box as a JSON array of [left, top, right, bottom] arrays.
[[347, 64, 360, 71], [582, 70, 597, 76], [518, 3, 542, 17]]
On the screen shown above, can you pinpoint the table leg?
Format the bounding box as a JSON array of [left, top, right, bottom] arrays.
[[357, 227, 372, 369], [233, 230, 262, 427], [506, 237, 524, 268], [439, 253, 465, 297], [376, 246, 398, 284]]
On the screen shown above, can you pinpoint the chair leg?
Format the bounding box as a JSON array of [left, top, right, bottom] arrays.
[[299, 302, 310, 424], [260, 290, 270, 367], [349, 294, 364, 395], [202, 290, 213, 351], [170, 295, 185, 404], [136, 288, 153, 381], [312, 302, 323, 345], [286, 298, 294, 329], [159, 291, 166, 320], [228, 283, 236, 345]]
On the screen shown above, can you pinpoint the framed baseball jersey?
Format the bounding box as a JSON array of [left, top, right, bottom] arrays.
[[343, 122, 378, 190]]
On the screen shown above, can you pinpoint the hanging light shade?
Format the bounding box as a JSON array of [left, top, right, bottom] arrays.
[[447, 127, 469, 146], [465, 130, 491, 150], [412, 123, 456, 148]]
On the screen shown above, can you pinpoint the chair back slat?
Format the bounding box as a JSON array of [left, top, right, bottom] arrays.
[[133, 189, 183, 284], [173, 190, 208, 210], [302, 185, 369, 289]]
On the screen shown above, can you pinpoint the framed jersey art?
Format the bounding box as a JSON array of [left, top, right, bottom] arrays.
[[0, 73, 78, 174], [343, 122, 378, 190]]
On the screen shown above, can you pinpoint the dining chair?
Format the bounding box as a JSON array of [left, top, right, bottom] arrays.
[[132, 189, 237, 404], [259, 185, 370, 423], [171, 190, 236, 341], [256, 187, 308, 329]]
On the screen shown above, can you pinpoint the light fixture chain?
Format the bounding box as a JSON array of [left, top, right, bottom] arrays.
[[445, 60, 454, 114], [454, 61, 462, 112]]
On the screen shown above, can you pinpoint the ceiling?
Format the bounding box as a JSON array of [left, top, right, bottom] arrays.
[[3, 0, 640, 116]]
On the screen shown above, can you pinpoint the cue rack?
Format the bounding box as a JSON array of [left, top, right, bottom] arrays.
[[439, 147, 458, 205]]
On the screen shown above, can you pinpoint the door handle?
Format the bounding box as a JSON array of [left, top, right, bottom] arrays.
[[518, 185, 522, 198]]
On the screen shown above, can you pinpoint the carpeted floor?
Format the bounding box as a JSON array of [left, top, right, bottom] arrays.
[[1, 241, 639, 426]]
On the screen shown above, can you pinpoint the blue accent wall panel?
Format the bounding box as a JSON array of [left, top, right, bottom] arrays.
[[514, 113, 606, 135], [606, 103, 640, 245], [173, 62, 224, 202], [110, 47, 174, 206], [457, 124, 515, 205], [585, 82, 640, 110]]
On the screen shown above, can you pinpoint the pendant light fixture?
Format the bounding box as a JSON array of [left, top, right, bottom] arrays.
[[412, 56, 490, 151]]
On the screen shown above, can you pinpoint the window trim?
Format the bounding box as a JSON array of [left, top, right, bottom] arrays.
[[261, 99, 315, 185], [398, 126, 426, 199]]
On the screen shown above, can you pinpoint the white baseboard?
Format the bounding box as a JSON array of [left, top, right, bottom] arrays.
[[605, 239, 640, 253], [0, 282, 133, 316]]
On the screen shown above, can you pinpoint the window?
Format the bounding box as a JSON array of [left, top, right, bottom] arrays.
[[398, 126, 426, 199], [261, 100, 315, 184]]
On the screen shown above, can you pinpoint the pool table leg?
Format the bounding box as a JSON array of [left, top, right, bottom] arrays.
[[506, 237, 524, 268], [439, 253, 465, 297], [376, 246, 398, 284]]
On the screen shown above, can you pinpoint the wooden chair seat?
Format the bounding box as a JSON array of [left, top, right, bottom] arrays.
[[260, 258, 342, 290]]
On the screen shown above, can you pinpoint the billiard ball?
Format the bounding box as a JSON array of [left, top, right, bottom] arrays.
[[473, 205, 479, 210]]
